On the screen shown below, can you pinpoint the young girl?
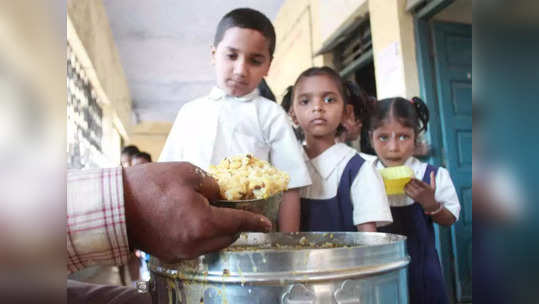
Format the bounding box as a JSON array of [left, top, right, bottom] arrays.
[[369, 97, 461, 304], [290, 67, 392, 231]]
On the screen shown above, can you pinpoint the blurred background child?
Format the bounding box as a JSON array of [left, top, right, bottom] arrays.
[[132, 151, 152, 166], [120, 145, 140, 167]]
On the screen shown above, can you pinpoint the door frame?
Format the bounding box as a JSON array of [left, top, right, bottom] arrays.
[[412, 0, 460, 303]]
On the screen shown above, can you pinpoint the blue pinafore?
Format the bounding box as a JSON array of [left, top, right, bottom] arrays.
[[300, 154, 365, 231], [378, 164, 449, 304]]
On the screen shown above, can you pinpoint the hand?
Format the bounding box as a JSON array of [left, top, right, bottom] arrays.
[[404, 171, 439, 212], [123, 162, 272, 263]]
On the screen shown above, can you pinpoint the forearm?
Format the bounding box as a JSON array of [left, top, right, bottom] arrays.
[[430, 207, 456, 226], [67, 168, 130, 273], [357, 222, 377, 232], [278, 189, 301, 232]]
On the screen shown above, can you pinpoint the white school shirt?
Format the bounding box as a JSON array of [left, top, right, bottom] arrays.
[[159, 86, 311, 189], [300, 143, 393, 226], [374, 157, 461, 220]]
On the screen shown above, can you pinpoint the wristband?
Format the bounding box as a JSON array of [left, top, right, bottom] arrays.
[[424, 203, 443, 216]]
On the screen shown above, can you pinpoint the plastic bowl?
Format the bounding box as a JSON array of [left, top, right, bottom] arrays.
[[379, 166, 414, 195]]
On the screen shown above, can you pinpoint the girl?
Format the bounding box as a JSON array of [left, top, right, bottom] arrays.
[[370, 97, 461, 304], [290, 67, 392, 232]]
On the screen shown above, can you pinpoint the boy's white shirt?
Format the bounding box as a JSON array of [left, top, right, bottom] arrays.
[[373, 156, 461, 220], [300, 143, 393, 227], [159, 86, 312, 189]]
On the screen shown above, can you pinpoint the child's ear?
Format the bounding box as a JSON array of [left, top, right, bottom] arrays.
[[210, 46, 217, 65], [290, 109, 299, 125]]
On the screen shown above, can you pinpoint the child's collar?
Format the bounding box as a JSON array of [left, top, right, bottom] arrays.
[[208, 86, 259, 102]]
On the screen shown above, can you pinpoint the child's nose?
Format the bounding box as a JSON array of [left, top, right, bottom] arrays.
[[233, 58, 247, 76], [387, 138, 399, 151], [312, 99, 324, 112]]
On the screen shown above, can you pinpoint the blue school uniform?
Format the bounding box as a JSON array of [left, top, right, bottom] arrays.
[[299, 144, 392, 232], [378, 164, 449, 304], [301, 154, 363, 231]]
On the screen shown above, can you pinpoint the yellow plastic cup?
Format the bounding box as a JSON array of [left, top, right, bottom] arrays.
[[379, 166, 414, 195]]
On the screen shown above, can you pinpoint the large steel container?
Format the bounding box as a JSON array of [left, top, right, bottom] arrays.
[[139, 232, 409, 303]]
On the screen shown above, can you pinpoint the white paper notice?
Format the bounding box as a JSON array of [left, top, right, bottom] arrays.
[[377, 42, 405, 99]]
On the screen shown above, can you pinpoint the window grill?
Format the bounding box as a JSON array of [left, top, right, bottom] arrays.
[[332, 19, 372, 73], [67, 43, 105, 169]]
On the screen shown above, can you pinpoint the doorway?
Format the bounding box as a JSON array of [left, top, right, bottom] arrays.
[[414, 1, 472, 302]]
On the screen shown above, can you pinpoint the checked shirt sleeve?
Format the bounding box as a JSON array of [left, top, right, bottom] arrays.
[[67, 167, 130, 273]]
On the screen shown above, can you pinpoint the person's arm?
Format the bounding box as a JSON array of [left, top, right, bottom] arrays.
[[351, 161, 393, 229], [67, 167, 130, 273], [278, 188, 301, 232], [404, 171, 457, 226], [428, 207, 456, 226], [357, 222, 377, 232], [67, 163, 272, 272]]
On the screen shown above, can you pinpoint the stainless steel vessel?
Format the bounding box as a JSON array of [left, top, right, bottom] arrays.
[[211, 193, 282, 232], [139, 232, 409, 303]]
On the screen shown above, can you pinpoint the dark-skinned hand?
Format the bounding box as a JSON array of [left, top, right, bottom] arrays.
[[404, 171, 439, 212], [123, 162, 272, 263]]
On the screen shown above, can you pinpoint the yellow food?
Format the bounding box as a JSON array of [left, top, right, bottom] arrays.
[[209, 154, 289, 200], [379, 165, 414, 195]]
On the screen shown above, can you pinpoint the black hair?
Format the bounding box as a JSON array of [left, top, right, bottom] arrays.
[[280, 85, 293, 112], [344, 81, 373, 126], [293, 67, 348, 102], [279, 85, 305, 142], [134, 151, 152, 162], [368, 97, 430, 139], [343, 81, 376, 153], [258, 78, 276, 101], [214, 8, 276, 57], [121, 145, 139, 157]]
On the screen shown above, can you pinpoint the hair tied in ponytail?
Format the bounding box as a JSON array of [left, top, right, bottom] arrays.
[[411, 97, 423, 104]]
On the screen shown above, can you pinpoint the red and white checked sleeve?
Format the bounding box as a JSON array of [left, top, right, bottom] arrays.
[[67, 167, 130, 273]]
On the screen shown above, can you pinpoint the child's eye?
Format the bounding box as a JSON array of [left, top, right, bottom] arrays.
[[378, 135, 389, 142], [323, 96, 336, 103], [227, 53, 237, 60], [298, 98, 309, 105], [398, 135, 411, 141], [250, 58, 264, 66]]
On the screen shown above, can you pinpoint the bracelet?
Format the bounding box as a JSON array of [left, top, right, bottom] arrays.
[[424, 203, 444, 216]]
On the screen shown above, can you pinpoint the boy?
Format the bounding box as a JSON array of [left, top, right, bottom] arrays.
[[132, 151, 152, 166], [159, 8, 311, 232], [121, 145, 140, 167]]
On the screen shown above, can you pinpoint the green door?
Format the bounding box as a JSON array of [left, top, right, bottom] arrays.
[[432, 22, 472, 302]]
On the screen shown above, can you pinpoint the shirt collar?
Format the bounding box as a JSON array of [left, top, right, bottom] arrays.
[[208, 86, 259, 102], [309, 143, 351, 179]]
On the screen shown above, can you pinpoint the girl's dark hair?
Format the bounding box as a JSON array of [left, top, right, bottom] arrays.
[[344, 81, 373, 125], [280, 85, 293, 112], [293, 67, 348, 102], [214, 8, 276, 57], [281, 85, 305, 141], [344, 81, 375, 153], [369, 97, 430, 136]]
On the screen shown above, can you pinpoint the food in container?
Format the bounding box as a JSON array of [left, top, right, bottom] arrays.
[[208, 154, 289, 201]]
